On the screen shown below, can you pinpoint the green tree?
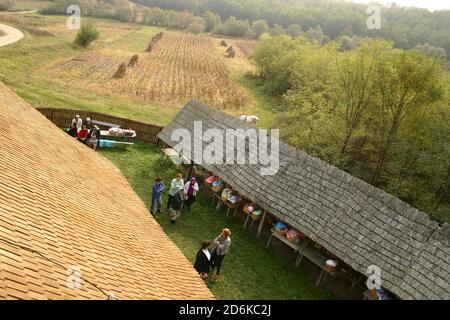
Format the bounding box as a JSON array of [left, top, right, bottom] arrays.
[[114, 0, 136, 22], [251, 19, 269, 39], [369, 51, 443, 185], [0, 0, 15, 11], [187, 16, 205, 33], [215, 16, 250, 37], [203, 11, 220, 32], [413, 43, 447, 62], [269, 24, 285, 36], [287, 24, 302, 38], [334, 40, 389, 162], [305, 25, 325, 45]]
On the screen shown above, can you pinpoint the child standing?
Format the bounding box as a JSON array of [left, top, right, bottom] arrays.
[[150, 177, 165, 215]]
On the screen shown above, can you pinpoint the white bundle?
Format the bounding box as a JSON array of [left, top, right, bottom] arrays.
[[239, 115, 260, 123]]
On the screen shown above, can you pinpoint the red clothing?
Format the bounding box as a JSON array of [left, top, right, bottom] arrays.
[[77, 129, 89, 140]]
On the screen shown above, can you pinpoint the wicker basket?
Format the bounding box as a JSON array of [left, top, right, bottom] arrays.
[[251, 212, 261, 221], [243, 204, 254, 215], [274, 228, 287, 236]]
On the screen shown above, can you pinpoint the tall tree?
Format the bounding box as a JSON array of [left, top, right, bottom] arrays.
[[370, 51, 443, 185]]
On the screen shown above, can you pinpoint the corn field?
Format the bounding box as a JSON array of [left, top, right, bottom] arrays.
[[50, 32, 247, 109], [110, 32, 247, 109], [51, 52, 124, 85]]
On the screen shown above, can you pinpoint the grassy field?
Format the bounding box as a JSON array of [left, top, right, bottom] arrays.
[[0, 13, 278, 127], [99, 143, 333, 300], [0, 14, 180, 125]]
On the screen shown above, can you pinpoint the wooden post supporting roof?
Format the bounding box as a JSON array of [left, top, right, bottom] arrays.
[[257, 210, 267, 237]]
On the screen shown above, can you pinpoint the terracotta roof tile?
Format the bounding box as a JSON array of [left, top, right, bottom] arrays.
[[0, 83, 214, 300]]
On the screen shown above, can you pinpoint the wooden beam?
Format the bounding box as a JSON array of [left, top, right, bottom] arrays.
[[257, 210, 267, 237]]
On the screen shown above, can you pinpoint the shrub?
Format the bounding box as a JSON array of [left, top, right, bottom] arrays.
[[75, 22, 99, 48]]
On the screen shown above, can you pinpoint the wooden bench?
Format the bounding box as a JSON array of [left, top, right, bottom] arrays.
[[266, 228, 305, 252], [223, 199, 242, 217], [296, 245, 336, 287], [266, 228, 336, 287]]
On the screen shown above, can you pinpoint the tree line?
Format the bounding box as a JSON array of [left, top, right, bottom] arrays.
[[0, 0, 16, 11], [132, 0, 450, 60], [253, 36, 449, 223], [41, 0, 290, 38]]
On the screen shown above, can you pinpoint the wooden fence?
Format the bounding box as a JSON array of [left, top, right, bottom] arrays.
[[37, 108, 163, 144]]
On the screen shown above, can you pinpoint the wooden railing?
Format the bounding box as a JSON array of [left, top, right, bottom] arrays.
[[37, 108, 163, 144]]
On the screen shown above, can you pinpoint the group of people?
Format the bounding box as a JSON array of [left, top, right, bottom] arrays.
[[149, 175, 232, 280], [66, 115, 100, 151], [150, 174, 199, 223], [194, 228, 232, 281]]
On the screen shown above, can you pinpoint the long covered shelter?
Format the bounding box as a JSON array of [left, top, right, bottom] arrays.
[[158, 99, 450, 300]]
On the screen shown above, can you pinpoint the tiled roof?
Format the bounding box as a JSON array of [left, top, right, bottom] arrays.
[[158, 100, 450, 300], [0, 83, 214, 300]]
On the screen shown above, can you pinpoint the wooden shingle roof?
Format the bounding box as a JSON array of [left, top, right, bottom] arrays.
[[0, 83, 214, 300], [158, 100, 450, 300]]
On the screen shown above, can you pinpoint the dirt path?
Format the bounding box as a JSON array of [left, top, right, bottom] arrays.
[[0, 23, 24, 46]]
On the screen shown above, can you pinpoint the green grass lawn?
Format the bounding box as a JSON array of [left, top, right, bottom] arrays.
[[100, 142, 333, 300]]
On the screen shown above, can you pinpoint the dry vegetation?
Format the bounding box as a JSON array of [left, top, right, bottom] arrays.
[[0, 12, 58, 36], [111, 32, 247, 109], [0, 13, 60, 27], [52, 32, 247, 109], [235, 39, 258, 58]]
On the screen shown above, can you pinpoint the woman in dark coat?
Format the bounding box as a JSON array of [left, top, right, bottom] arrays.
[[194, 240, 211, 280], [67, 122, 78, 138]]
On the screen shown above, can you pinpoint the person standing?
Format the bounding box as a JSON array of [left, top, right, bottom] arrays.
[[73, 115, 82, 132], [194, 240, 212, 280], [85, 117, 93, 130], [167, 173, 184, 209], [184, 177, 199, 211], [88, 125, 100, 151], [150, 177, 165, 215], [211, 228, 231, 280], [169, 189, 184, 224]]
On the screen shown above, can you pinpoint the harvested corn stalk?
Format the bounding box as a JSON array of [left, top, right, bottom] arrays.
[[146, 32, 164, 52], [128, 54, 139, 67], [113, 63, 127, 79]]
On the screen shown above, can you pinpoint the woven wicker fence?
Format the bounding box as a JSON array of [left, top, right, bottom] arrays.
[[37, 108, 163, 144]]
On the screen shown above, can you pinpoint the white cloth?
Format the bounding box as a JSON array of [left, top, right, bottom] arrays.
[[76, 118, 82, 131], [239, 115, 260, 123], [202, 249, 211, 261], [169, 178, 184, 196], [184, 181, 199, 197]]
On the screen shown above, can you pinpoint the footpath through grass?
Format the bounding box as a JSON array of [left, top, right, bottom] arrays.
[[100, 142, 333, 300]]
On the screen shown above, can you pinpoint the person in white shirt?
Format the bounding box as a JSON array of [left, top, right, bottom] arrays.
[[184, 177, 199, 211], [167, 173, 184, 209], [72, 115, 82, 132]]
